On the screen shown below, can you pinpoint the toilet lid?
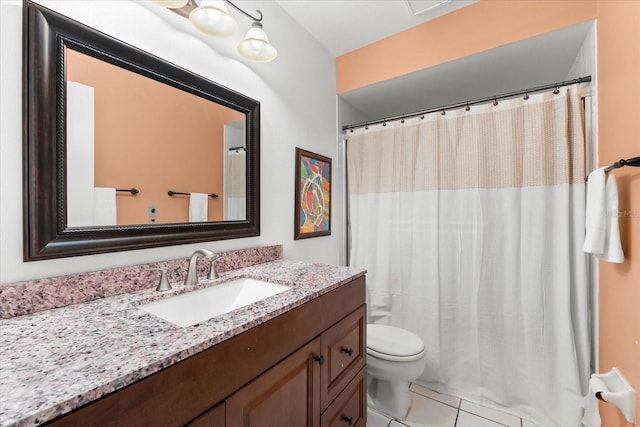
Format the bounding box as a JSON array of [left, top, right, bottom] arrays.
[[367, 324, 425, 362]]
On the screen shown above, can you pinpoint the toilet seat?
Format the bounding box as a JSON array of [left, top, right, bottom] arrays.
[[367, 324, 425, 362]]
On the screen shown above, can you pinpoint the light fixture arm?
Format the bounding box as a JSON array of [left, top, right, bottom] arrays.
[[224, 0, 263, 22]]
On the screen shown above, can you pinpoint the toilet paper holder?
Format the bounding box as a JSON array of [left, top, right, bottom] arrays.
[[592, 367, 636, 424]]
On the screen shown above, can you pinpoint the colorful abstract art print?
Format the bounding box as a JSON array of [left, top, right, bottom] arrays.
[[294, 148, 331, 239]]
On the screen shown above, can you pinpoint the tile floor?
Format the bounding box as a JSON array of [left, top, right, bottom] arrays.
[[367, 384, 540, 427]]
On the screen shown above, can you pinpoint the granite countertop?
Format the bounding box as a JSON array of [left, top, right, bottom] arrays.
[[0, 260, 365, 427]]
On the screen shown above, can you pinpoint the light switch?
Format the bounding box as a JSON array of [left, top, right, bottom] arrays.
[[148, 204, 158, 217]]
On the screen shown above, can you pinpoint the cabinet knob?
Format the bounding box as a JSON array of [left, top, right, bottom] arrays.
[[341, 347, 353, 357], [313, 354, 324, 365], [342, 415, 353, 425]]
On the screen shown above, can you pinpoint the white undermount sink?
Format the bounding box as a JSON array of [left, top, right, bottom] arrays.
[[139, 278, 290, 327]]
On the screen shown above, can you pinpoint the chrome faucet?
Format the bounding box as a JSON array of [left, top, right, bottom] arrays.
[[185, 249, 215, 286]]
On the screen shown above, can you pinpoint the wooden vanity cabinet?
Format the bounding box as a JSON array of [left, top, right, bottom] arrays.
[[46, 276, 366, 427], [223, 305, 366, 427]]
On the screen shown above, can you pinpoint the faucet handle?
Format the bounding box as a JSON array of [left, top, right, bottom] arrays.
[[146, 267, 172, 292], [208, 258, 220, 280]]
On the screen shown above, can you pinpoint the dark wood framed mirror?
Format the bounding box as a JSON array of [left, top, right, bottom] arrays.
[[23, 0, 260, 261]]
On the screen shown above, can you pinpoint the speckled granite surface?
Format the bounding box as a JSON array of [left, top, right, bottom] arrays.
[[0, 245, 283, 319], [0, 258, 365, 427]]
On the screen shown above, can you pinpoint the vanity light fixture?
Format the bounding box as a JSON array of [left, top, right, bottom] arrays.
[[153, 0, 277, 62]]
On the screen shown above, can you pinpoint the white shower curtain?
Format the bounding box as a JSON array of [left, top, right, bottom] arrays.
[[225, 149, 246, 220], [347, 85, 590, 426]]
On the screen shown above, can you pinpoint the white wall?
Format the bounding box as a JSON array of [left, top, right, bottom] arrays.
[[566, 21, 596, 81], [0, 0, 339, 283], [564, 20, 599, 373]]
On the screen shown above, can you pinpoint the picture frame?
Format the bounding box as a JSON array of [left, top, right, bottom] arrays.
[[294, 148, 332, 239]]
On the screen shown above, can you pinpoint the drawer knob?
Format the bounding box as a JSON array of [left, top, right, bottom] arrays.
[[341, 347, 353, 357], [313, 354, 324, 365], [342, 415, 353, 425]]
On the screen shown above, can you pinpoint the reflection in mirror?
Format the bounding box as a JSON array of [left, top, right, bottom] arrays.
[[65, 49, 246, 226], [224, 135, 247, 221], [23, 0, 260, 260]]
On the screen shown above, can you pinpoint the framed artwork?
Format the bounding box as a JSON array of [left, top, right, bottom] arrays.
[[294, 148, 331, 239]]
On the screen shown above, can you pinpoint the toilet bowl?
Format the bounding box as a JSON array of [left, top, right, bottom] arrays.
[[366, 324, 426, 420]]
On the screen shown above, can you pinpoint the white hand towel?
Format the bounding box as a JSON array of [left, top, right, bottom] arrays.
[[595, 174, 624, 263], [582, 169, 624, 263], [582, 168, 606, 254], [189, 193, 208, 222], [93, 187, 117, 226]]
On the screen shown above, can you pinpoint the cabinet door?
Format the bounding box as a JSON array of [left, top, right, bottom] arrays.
[[226, 338, 321, 427], [188, 402, 225, 427], [320, 305, 366, 411]]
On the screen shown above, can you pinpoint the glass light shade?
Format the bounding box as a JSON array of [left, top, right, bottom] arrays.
[[237, 23, 277, 62], [152, 0, 189, 8], [189, 0, 238, 37]]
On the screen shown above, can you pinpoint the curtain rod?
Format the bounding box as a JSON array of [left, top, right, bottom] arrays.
[[342, 76, 592, 132]]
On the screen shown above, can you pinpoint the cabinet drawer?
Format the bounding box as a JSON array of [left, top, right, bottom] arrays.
[[321, 367, 366, 427], [320, 305, 366, 411]]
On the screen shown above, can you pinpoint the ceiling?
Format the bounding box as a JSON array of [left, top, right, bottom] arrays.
[[274, 1, 593, 125]]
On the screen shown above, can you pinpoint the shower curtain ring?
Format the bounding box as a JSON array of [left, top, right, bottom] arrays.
[[523, 93, 529, 100], [493, 98, 499, 106]]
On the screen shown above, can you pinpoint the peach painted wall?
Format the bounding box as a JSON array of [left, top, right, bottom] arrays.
[[336, 1, 639, 425], [596, 1, 640, 425], [66, 50, 243, 225], [336, 0, 597, 94]]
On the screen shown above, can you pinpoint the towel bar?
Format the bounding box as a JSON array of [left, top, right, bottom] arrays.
[[116, 188, 139, 195], [585, 156, 640, 181], [168, 190, 219, 199]]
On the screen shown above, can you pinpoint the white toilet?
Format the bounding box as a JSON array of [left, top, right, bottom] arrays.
[[366, 323, 427, 420]]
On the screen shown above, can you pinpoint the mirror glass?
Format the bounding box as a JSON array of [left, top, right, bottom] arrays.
[[23, 0, 260, 261], [65, 49, 247, 226]]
